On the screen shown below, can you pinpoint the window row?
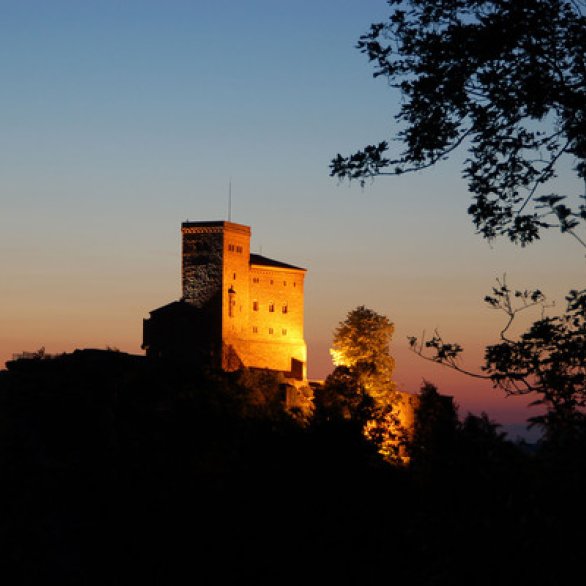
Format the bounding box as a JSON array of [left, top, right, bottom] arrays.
[[252, 327, 287, 336], [252, 301, 287, 313], [252, 277, 296, 287], [227, 244, 243, 253]]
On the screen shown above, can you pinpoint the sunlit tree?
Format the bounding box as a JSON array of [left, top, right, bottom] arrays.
[[330, 305, 396, 403], [328, 306, 407, 461]]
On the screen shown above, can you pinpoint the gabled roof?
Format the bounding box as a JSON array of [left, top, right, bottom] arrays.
[[249, 253, 306, 271]]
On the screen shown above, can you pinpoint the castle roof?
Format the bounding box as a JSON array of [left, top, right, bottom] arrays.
[[249, 253, 306, 272]]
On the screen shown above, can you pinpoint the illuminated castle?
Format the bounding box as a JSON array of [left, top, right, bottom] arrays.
[[142, 221, 308, 380]]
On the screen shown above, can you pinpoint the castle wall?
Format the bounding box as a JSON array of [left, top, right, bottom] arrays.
[[221, 223, 252, 342], [227, 263, 307, 377], [228, 337, 307, 377], [248, 266, 304, 341]]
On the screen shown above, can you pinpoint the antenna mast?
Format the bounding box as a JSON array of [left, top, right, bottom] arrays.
[[228, 179, 232, 222]]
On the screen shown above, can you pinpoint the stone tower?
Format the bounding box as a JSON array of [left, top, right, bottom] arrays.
[[182, 221, 251, 309]]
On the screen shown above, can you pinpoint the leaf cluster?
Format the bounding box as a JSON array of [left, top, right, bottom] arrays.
[[331, 0, 586, 245], [330, 305, 396, 391]]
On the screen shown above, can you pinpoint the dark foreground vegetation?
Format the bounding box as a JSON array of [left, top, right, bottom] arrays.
[[1, 350, 585, 586]]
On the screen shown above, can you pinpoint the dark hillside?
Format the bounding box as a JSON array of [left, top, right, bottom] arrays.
[[0, 350, 584, 585]]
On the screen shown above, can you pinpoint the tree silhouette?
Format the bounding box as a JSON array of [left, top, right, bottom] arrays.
[[330, 1, 586, 445], [315, 366, 374, 425], [408, 381, 459, 470], [331, 0, 586, 247], [410, 280, 586, 445]]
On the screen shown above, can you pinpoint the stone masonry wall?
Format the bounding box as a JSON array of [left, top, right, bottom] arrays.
[[181, 227, 224, 307], [224, 264, 306, 376]]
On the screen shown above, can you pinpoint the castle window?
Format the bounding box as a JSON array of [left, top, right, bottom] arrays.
[[269, 328, 274, 335], [282, 329, 287, 336], [252, 326, 258, 333], [253, 277, 259, 284], [233, 273, 236, 280], [268, 302, 275, 312], [236, 245, 242, 253], [228, 244, 235, 252], [293, 282, 296, 287], [282, 303, 288, 314], [228, 286, 236, 317], [270, 279, 273, 285], [252, 300, 259, 311], [283, 281, 287, 286]]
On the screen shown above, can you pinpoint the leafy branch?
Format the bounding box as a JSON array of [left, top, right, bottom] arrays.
[[408, 279, 586, 441], [331, 0, 586, 246]]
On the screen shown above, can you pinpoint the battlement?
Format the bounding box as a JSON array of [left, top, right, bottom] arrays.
[[181, 220, 251, 236]]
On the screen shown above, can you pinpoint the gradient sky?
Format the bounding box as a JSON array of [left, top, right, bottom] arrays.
[[1, 0, 582, 439]]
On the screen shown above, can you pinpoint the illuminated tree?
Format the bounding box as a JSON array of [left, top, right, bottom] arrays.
[[363, 403, 408, 462], [330, 305, 396, 403], [327, 306, 406, 461], [331, 0, 586, 247]]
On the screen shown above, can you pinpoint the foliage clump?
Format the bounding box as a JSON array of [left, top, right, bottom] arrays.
[[330, 305, 396, 400], [331, 0, 586, 247], [325, 306, 408, 461]]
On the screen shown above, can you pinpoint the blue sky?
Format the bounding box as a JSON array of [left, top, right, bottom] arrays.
[[1, 0, 582, 439]]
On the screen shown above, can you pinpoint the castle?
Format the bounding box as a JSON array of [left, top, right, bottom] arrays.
[[142, 221, 308, 380], [141, 220, 427, 458]]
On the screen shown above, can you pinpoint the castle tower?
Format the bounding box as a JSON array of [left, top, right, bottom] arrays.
[[181, 221, 252, 370], [181, 221, 251, 309]]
